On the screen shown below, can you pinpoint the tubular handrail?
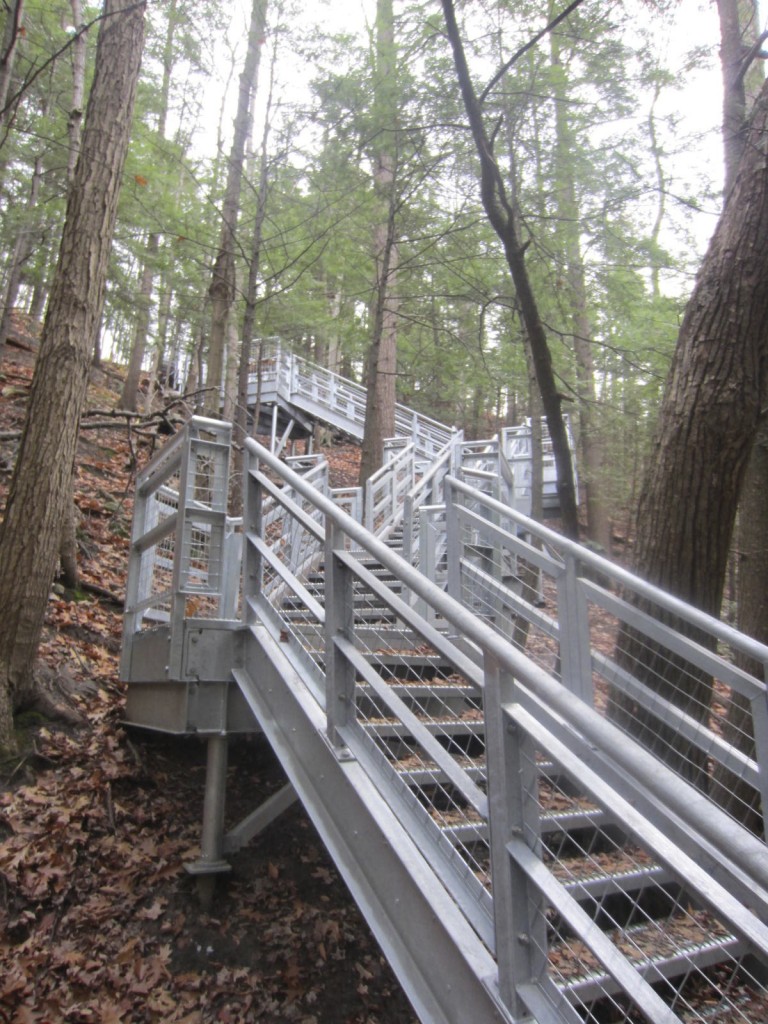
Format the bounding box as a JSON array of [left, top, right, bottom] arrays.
[[445, 473, 768, 668], [244, 436, 768, 898], [252, 341, 455, 457]]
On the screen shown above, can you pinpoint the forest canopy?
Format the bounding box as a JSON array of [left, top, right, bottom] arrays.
[[0, 0, 722, 534]]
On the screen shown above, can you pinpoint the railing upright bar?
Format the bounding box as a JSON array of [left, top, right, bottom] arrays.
[[324, 522, 357, 753], [484, 653, 548, 1017], [557, 553, 595, 703]]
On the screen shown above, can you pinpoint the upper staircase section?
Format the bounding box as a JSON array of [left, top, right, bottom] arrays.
[[251, 340, 455, 461], [248, 340, 577, 520]]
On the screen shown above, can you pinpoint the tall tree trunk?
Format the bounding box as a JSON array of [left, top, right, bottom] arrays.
[[710, 0, 766, 827], [608, 72, 768, 788], [66, 0, 87, 181], [120, 0, 177, 411], [548, 18, 607, 549], [440, 0, 580, 539], [233, 98, 272, 511], [205, 0, 267, 418], [359, 0, 398, 486], [0, 0, 146, 754], [0, 0, 24, 119], [120, 235, 158, 409]]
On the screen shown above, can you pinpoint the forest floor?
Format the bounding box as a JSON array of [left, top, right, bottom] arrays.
[[0, 333, 418, 1024]]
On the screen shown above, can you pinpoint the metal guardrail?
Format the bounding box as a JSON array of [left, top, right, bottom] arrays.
[[250, 340, 456, 459], [240, 437, 768, 1024], [440, 474, 768, 837], [501, 414, 579, 511], [120, 417, 239, 681]]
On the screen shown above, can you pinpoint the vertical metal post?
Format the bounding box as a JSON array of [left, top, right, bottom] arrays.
[[185, 733, 231, 903], [444, 478, 462, 606], [557, 553, 594, 703], [167, 428, 194, 680], [484, 652, 548, 1015], [200, 734, 228, 865], [324, 522, 356, 755], [243, 449, 263, 626], [751, 680, 768, 841]]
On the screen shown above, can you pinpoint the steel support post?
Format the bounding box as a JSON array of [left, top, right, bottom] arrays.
[[556, 553, 594, 704], [185, 734, 232, 894]]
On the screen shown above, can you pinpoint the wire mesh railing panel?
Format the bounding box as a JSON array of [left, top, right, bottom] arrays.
[[131, 484, 179, 626], [186, 440, 228, 512], [446, 476, 768, 839], [506, 711, 768, 1024], [253, 482, 327, 681], [593, 583, 767, 835], [234, 442, 768, 1024]]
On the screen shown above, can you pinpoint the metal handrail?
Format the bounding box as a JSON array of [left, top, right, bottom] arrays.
[[244, 437, 768, 896]]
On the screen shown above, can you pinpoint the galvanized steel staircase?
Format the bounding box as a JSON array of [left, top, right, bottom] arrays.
[[121, 365, 768, 1024]]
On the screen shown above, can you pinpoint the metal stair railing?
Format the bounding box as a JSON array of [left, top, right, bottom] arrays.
[[239, 437, 768, 1024], [252, 340, 456, 459], [439, 473, 768, 836], [501, 414, 579, 513], [363, 438, 417, 539], [120, 419, 768, 1023], [121, 417, 239, 683]]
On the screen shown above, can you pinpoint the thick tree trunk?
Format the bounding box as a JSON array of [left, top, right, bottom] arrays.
[[629, 53, 768, 613], [0, 0, 146, 753], [608, 73, 768, 788], [548, 9, 607, 550], [359, 194, 398, 484], [709, 415, 768, 831], [709, 0, 766, 827]]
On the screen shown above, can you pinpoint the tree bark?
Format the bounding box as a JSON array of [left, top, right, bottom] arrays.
[[359, 0, 398, 486], [710, 0, 766, 827], [66, 0, 87, 182], [205, 0, 267, 418], [548, 18, 608, 549], [608, 73, 768, 787], [0, 0, 146, 754], [120, 0, 176, 411], [0, 0, 24, 119], [629, 58, 768, 615], [440, 0, 580, 539]]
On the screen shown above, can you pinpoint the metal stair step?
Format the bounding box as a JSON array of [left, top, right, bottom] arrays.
[[362, 718, 486, 740], [557, 928, 744, 1006]]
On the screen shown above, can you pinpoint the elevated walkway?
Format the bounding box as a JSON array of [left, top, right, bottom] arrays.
[[248, 340, 454, 461], [244, 341, 576, 518], [121, 415, 768, 1024]]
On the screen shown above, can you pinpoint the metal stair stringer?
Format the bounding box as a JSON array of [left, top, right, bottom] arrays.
[[232, 622, 514, 1024]]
